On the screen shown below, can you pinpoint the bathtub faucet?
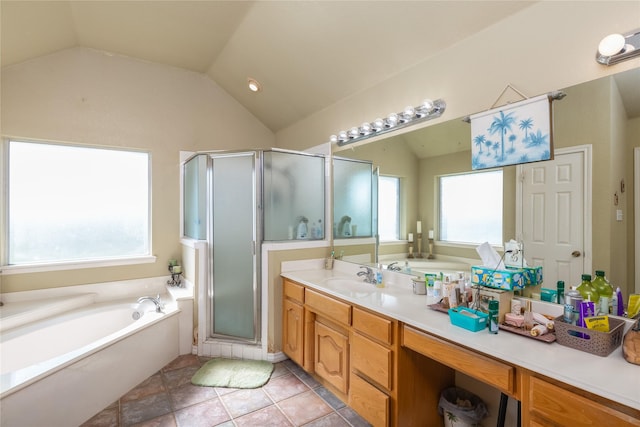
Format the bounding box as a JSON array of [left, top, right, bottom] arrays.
[[137, 294, 164, 313]]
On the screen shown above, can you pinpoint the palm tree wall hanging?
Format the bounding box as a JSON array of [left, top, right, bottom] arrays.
[[470, 93, 554, 170]]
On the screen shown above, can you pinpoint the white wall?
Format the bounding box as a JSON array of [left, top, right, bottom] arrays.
[[1, 47, 275, 292], [276, 1, 640, 151]]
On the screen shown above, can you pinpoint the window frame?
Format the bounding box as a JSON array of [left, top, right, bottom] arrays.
[[437, 169, 503, 248], [1, 138, 155, 274], [378, 174, 401, 242]]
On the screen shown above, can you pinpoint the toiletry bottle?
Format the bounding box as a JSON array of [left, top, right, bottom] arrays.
[[433, 277, 442, 299], [376, 263, 384, 288], [316, 219, 323, 239], [523, 299, 534, 330], [576, 274, 599, 303], [614, 287, 624, 316], [564, 287, 581, 324], [404, 260, 411, 274], [591, 270, 613, 314], [557, 281, 565, 305], [426, 274, 435, 297], [488, 300, 499, 334]]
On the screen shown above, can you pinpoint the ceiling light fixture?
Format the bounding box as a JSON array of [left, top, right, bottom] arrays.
[[247, 78, 262, 92], [596, 29, 640, 66], [331, 98, 446, 146]]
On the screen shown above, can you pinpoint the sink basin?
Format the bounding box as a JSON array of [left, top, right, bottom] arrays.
[[323, 278, 375, 298]]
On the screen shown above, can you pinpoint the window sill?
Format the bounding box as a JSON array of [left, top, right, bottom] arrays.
[[1, 256, 157, 275]]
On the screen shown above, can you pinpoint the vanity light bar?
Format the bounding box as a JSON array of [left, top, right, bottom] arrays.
[[331, 98, 446, 146]]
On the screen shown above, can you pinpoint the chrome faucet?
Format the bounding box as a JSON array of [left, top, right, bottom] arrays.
[[357, 266, 377, 284], [387, 262, 402, 271], [137, 294, 164, 313]]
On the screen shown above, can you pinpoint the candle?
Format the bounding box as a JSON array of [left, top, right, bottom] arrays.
[[417, 221, 422, 234], [429, 229, 434, 239], [408, 233, 414, 242]]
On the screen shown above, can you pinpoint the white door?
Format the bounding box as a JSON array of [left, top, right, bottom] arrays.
[[516, 146, 592, 288]]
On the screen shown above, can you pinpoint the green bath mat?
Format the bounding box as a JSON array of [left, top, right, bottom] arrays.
[[191, 358, 274, 389]]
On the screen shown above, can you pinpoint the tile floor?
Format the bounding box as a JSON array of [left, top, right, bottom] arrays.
[[82, 355, 371, 427]]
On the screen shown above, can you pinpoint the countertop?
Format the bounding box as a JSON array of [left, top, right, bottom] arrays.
[[281, 260, 640, 411]]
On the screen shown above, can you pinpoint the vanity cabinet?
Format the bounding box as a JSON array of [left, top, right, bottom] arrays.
[[304, 288, 352, 394], [522, 373, 640, 426], [281, 278, 453, 426], [282, 279, 305, 367], [402, 325, 516, 398], [349, 307, 395, 427], [314, 320, 349, 393]]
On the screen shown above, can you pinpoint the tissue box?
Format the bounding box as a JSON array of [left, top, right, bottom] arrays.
[[448, 307, 488, 332], [471, 266, 543, 291]]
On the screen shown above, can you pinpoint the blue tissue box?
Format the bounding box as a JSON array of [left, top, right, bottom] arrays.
[[471, 266, 543, 290], [448, 307, 488, 332]]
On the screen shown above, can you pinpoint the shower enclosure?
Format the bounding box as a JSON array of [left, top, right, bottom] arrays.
[[184, 149, 325, 346]]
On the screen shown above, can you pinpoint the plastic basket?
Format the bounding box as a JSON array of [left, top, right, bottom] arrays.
[[553, 316, 625, 357], [449, 308, 488, 332]]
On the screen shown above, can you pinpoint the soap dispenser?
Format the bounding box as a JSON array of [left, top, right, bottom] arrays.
[[296, 217, 308, 239]]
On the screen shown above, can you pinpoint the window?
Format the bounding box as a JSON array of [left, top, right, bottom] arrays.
[[378, 175, 400, 241], [439, 170, 502, 245], [6, 140, 150, 266]]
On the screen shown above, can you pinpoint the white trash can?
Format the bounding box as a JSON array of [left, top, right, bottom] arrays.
[[438, 387, 488, 427]]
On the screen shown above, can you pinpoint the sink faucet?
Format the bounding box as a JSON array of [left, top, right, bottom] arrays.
[[387, 262, 402, 271], [137, 294, 164, 313], [357, 266, 377, 284]]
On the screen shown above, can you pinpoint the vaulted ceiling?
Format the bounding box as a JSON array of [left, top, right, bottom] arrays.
[[1, 1, 536, 132]]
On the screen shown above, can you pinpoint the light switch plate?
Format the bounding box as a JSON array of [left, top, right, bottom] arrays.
[[616, 209, 623, 221]]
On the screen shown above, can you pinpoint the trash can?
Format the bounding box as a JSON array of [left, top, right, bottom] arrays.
[[438, 387, 489, 427]]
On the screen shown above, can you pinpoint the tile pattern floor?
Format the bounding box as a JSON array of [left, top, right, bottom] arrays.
[[82, 355, 371, 427]]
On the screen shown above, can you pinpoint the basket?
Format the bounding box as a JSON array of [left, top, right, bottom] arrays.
[[554, 316, 625, 357], [449, 308, 488, 332]]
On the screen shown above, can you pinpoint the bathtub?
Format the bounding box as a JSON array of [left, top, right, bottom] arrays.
[[383, 258, 475, 274], [0, 281, 187, 427]]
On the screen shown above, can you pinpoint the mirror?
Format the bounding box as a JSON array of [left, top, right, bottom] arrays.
[[332, 67, 639, 297]]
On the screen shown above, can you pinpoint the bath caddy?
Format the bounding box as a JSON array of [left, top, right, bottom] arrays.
[[448, 307, 488, 332]]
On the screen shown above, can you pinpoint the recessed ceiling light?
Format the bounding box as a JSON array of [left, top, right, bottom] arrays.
[[247, 78, 262, 92]]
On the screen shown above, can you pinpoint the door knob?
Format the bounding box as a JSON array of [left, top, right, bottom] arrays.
[[571, 250, 581, 257]]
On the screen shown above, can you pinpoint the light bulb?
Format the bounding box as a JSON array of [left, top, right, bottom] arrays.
[[372, 118, 385, 131], [598, 33, 626, 57], [349, 127, 359, 138], [247, 78, 262, 92], [329, 134, 338, 144], [338, 131, 348, 141], [360, 122, 372, 135], [386, 113, 399, 127], [400, 106, 415, 122], [417, 99, 435, 116]]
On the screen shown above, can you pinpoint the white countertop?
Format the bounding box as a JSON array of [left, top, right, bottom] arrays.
[[281, 260, 640, 412]]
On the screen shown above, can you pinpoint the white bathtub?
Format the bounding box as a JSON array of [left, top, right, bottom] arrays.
[[384, 258, 475, 274], [0, 283, 185, 427]]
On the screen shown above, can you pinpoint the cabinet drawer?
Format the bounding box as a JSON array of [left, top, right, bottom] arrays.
[[403, 325, 515, 395], [351, 332, 392, 390], [283, 279, 304, 303], [352, 307, 393, 345], [305, 289, 351, 325], [528, 376, 640, 426], [349, 372, 389, 427]]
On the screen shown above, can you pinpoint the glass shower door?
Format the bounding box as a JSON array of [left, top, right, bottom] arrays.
[[209, 152, 259, 343]]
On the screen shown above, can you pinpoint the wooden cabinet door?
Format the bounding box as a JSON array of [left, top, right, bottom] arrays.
[[283, 299, 304, 366], [314, 321, 349, 393]]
